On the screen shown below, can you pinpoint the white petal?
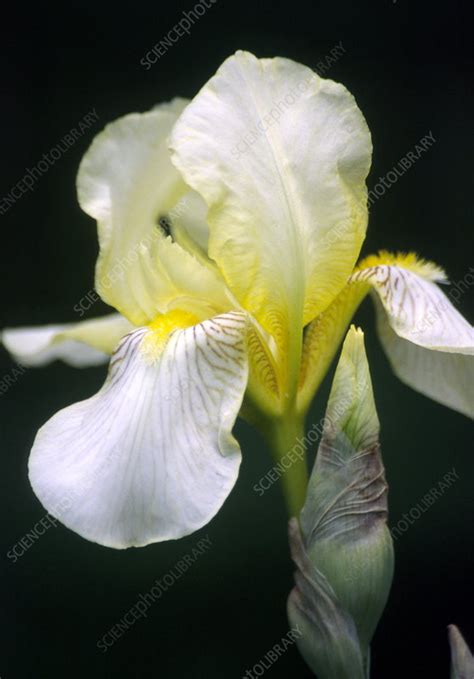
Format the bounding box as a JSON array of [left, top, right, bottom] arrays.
[[352, 265, 474, 354], [28, 312, 248, 548], [375, 299, 474, 418], [1, 314, 133, 367], [77, 102, 229, 326], [170, 50, 372, 348]]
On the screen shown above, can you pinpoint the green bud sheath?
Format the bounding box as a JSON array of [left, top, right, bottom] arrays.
[[448, 625, 474, 678], [288, 326, 394, 677], [288, 517, 366, 678]]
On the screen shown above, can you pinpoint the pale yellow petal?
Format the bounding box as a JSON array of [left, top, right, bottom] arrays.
[[77, 101, 229, 326], [170, 51, 372, 355], [297, 284, 367, 414]]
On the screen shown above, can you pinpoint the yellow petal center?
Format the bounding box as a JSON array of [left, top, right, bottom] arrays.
[[142, 309, 200, 361]]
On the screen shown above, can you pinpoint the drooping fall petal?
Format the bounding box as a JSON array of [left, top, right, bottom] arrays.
[[1, 314, 133, 367], [299, 254, 474, 418], [352, 258, 474, 417], [28, 312, 248, 548]]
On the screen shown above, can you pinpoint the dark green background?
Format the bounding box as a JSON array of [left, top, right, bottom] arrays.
[[0, 0, 472, 677]]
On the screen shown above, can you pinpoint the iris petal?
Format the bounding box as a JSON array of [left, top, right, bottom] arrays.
[[1, 314, 133, 367], [28, 312, 249, 548], [170, 50, 372, 355]]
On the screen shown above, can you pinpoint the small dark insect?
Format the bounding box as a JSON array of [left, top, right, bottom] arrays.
[[157, 215, 173, 238]]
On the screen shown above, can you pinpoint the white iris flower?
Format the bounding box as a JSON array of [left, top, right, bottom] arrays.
[[2, 52, 473, 549]]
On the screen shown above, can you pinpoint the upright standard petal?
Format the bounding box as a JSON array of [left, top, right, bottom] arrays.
[[351, 254, 474, 417], [77, 101, 230, 326], [1, 314, 133, 367], [170, 50, 372, 353], [28, 312, 248, 548]]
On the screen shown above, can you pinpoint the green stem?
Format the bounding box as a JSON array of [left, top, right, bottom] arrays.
[[262, 412, 308, 518]]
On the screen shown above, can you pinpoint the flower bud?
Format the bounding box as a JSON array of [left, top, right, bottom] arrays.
[[448, 625, 474, 678], [288, 326, 394, 677], [288, 517, 366, 678]]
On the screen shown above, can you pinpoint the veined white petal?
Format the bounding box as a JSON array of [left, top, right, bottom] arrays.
[[170, 50, 372, 349], [1, 314, 133, 367], [375, 299, 474, 418], [352, 265, 474, 354], [77, 101, 229, 326], [28, 312, 249, 548], [348, 262, 474, 417]]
